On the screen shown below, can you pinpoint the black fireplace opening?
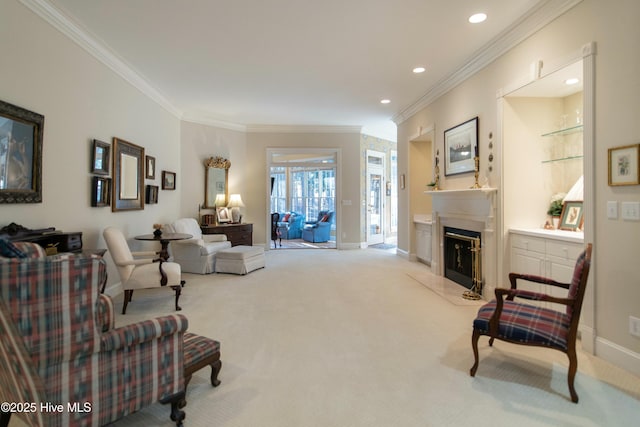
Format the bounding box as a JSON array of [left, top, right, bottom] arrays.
[[443, 227, 481, 290]]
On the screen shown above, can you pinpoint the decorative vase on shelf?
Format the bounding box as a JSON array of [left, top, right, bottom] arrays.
[[153, 224, 163, 237]]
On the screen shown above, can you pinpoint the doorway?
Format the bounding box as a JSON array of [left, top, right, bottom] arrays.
[[267, 148, 339, 249], [366, 150, 385, 245]]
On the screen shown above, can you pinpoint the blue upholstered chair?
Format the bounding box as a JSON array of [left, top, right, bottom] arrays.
[[276, 212, 305, 240], [302, 211, 334, 243]]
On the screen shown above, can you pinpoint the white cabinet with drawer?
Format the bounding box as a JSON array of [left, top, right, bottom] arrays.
[[509, 230, 584, 310]]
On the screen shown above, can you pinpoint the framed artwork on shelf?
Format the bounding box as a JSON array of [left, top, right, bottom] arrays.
[[145, 155, 156, 179], [145, 185, 158, 204], [608, 143, 639, 186], [444, 117, 478, 176], [0, 99, 44, 204], [559, 201, 584, 231], [91, 139, 110, 175], [217, 207, 231, 223], [91, 176, 111, 207], [162, 170, 176, 190]]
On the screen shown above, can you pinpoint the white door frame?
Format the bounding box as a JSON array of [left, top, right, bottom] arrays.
[[366, 150, 385, 245]]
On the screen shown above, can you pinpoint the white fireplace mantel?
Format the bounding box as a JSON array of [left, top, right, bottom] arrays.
[[426, 188, 498, 299]]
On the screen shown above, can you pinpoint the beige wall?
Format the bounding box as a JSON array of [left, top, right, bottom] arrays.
[[397, 0, 640, 371], [0, 1, 182, 287]]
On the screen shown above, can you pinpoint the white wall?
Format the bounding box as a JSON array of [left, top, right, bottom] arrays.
[[397, 0, 640, 372], [0, 1, 182, 288]]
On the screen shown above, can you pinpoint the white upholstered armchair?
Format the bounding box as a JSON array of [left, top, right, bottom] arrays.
[[166, 218, 232, 274], [103, 227, 184, 314]]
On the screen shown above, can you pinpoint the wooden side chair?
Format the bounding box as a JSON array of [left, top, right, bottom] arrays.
[[103, 226, 184, 314], [470, 243, 592, 403]]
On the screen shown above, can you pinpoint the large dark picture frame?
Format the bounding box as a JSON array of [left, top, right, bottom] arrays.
[[0, 99, 44, 203], [444, 117, 478, 176], [112, 137, 145, 212]]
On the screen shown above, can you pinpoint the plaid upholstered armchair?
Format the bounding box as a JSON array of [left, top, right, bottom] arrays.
[[0, 241, 188, 426]]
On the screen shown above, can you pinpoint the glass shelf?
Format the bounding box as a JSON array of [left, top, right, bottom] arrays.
[[541, 124, 583, 137], [542, 155, 583, 164]]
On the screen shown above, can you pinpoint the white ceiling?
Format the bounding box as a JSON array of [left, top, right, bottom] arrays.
[[40, 0, 554, 141]]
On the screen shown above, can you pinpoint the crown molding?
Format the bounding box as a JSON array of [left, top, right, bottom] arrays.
[[392, 0, 583, 124], [180, 114, 247, 132], [19, 0, 182, 118], [246, 124, 363, 134]]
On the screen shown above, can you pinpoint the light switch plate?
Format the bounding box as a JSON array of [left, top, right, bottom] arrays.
[[621, 201, 640, 221], [607, 201, 618, 219]]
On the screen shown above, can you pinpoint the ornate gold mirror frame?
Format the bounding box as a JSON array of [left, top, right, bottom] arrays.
[[204, 156, 230, 208]]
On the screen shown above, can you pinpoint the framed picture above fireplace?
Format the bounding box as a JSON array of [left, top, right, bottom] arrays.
[[444, 117, 478, 176]]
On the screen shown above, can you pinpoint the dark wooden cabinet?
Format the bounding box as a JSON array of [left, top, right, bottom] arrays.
[[201, 223, 253, 246], [6, 231, 83, 254]]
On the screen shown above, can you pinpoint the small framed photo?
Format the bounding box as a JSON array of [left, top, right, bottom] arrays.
[[559, 201, 584, 231], [444, 117, 478, 176], [145, 155, 156, 179], [145, 185, 158, 204], [608, 144, 640, 186], [162, 170, 176, 190], [91, 139, 110, 175], [91, 176, 111, 207], [217, 207, 231, 223]]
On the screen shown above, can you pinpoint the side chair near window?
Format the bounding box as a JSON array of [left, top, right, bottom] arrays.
[[470, 243, 592, 403], [103, 226, 184, 314], [0, 240, 188, 426]]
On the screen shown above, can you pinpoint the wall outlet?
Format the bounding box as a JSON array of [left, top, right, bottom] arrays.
[[630, 316, 640, 338]]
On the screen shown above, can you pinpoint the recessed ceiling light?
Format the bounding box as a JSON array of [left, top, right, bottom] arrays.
[[413, 66, 426, 74], [565, 77, 579, 85], [380, 99, 391, 104], [469, 13, 487, 24]]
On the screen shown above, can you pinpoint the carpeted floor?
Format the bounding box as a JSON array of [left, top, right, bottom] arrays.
[[96, 249, 639, 427]]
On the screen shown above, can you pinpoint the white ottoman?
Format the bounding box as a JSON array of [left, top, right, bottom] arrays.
[[215, 245, 265, 275]]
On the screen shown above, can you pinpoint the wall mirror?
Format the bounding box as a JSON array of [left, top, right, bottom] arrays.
[[204, 156, 230, 208], [112, 137, 144, 212]]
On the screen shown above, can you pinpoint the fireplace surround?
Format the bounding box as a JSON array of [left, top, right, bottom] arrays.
[[428, 188, 498, 299]]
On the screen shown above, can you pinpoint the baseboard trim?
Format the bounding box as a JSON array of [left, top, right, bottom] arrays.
[[595, 337, 640, 377]]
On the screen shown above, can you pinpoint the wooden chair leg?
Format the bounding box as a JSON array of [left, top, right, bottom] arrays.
[[160, 391, 186, 427], [1, 411, 12, 427], [470, 329, 481, 376], [122, 290, 133, 314], [567, 346, 579, 403], [172, 286, 182, 311], [210, 359, 222, 387]]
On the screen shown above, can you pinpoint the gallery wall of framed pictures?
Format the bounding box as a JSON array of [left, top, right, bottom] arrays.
[[88, 134, 178, 210]]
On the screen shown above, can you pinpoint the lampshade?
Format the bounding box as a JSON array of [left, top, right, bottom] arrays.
[[215, 193, 226, 206], [227, 194, 245, 208]]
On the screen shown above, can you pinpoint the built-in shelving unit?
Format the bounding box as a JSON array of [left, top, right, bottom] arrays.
[[541, 124, 583, 164], [541, 124, 583, 137]]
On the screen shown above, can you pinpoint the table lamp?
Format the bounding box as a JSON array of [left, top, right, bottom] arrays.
[[227, 194, 245, 223], [215, 193, 226, 207]]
